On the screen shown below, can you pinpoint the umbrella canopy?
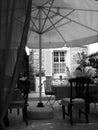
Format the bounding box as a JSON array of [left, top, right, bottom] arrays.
[[27, 0, 98, 48], [27, 0, 98, 106]]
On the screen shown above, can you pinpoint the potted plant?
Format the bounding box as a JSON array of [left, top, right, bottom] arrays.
[[35, 70, 45, 77], [75, 51, 97, 79]]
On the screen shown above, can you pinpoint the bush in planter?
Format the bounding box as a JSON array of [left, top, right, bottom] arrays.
[[75, 51, 97, 79], [36, 70, 45, 77], [84, 66, 97, 78]]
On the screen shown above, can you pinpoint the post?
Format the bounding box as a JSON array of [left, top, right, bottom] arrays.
[[37, 6, 44, 107]]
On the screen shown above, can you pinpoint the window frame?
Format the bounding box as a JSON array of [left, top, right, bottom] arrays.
[[53, 50, 66, 74]]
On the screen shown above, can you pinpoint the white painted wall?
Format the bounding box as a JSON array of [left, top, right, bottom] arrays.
[[35, 76, 46, 93], [88, 43, 98, 54], [32, 46, 88, 92]]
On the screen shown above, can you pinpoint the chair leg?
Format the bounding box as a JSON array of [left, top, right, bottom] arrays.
[[48, 97, 60, 108], [22, 108, 25, 121], [68, 104, 73, 125], [9, 108, 12, 113], [62, 105, 65, 119], [17, 108, 20, 115], [85, 104, 89, 123], [70, 112, 73, 125], [88, 103, 90, 114], [45, 95, 54, 108], [22, 107, 28, 125], [79, 109, 81, 118], [25, 106, 28, 125], [56, 100, 61, 105], [86, 114, 89, 123]]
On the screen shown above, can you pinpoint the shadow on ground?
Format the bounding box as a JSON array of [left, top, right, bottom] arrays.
[[6, 100, 98, 130]]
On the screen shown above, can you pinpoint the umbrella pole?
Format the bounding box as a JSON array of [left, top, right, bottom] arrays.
[[37, 7, 44, 107], [37, 33, 44, 107]]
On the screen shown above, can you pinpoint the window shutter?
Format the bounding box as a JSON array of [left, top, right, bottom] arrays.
[[45, 51, 52, 76]]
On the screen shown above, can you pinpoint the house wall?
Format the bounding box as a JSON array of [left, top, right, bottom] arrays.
[[29, 46, 88, 92]]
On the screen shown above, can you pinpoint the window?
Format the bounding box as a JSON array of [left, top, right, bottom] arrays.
[[53, 51, 66, 74]]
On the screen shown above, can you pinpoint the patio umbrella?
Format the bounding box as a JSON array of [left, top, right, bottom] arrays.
[[27, 0, 98, 106]]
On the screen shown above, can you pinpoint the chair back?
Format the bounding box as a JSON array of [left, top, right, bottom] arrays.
[[44, 76, 52, 91], [23, 80, 30, 104], [17, 80, 30, 104], [69, 77, 91, 102], [44, 76, 55, 94]]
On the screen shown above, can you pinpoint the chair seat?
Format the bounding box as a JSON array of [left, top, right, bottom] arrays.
[[9, 89, 25, 108], [61, 97, 85, 105], [10, 100, 25, 108]]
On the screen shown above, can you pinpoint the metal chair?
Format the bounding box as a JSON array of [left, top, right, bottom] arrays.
[[44, 76, 55, 108], [61, 77, 91, 125]]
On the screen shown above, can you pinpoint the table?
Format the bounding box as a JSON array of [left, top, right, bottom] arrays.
[[53, 85, 70, 100], [53, 83, 98, 101]]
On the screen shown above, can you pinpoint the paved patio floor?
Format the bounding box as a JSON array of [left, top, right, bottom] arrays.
[[6, 92, 98, 130]]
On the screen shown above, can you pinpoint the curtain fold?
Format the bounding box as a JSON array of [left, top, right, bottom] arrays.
[[0, 0, 32, 129]]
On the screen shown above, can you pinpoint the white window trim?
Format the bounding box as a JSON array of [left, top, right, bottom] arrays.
[[53, 50, 66, 74]]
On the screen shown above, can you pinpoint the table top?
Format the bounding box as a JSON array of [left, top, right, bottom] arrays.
[[53, 83, 98, 100]]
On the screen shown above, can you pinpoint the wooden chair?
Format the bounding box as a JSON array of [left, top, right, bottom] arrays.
[[9, 80, 30, 125], [61, 77, 91, 125]]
